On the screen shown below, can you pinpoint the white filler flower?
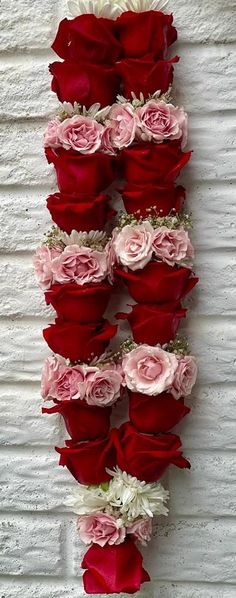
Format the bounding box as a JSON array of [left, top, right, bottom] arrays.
[[66, 468, 169, 524], [67, 0, 169, 19], [107, 468, 169, 522]]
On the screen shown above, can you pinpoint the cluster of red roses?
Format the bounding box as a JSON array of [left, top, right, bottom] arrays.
[[37, 7, 198, 595]]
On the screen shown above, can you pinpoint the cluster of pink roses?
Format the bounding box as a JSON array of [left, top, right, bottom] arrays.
[[42, 354, 124, 407], [44, 99, 188, 155], [122, 344, 197, 399], [113, 221, 194, 270], [77, 513, 152, 548], [34, 242, 110, 291]]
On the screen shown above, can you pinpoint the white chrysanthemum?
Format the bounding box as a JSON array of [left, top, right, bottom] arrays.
[[67, 0, 169, 19], [107, 468, 169, 522], [65, 484, 110, 515], [60, 230, 108, 248], [68, 0, 126, 19]]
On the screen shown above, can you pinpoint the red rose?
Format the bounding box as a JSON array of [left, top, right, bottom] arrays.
[[42, 400, 111, 443], [116, 302, 187, 345], [45, 283, 112, 323], [116, 10, 177, 59], [121, 142, 191, 185], [122, 183, 185, 217], [52, 15, 121, 64], [47, 192, 115, 234], [115, 56, 179, 98], [82, 539, 150, 594], [115, 423, 190, 482], [115, 262, 198, 304], [43, 319, 117, 362], [49, 60, 120, 106], [129, 392, 190, 434], [56, 433, 117, 484], [45, 148, 116, 195]]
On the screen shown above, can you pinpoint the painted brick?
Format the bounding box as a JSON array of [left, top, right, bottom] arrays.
[[0, 515, 64, 575], [169, 0, 236, 43], [0, 0, 60, 52], [0, 386, 61, 446]]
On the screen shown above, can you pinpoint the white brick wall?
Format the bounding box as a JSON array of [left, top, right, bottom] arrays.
[[0, 1, 235, 596]]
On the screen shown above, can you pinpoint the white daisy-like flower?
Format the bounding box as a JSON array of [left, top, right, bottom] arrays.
[[65, 484, 110, 515], [107, 468, 169, 522], [67, 0, 169, 19], [60, 230, 108, 248]]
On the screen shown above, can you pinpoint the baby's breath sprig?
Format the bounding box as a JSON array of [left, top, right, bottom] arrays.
[[164, 337, 190, 356], [43, 226, 65, 250], [117, 210, 193, 231], [120, 339, 137, 354]]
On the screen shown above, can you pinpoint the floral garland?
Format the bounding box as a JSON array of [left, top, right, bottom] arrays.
[[34, 0, 198, 593]]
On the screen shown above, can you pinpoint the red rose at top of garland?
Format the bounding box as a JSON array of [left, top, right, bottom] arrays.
[[49, 61, 120, 107], [122, 183, 185, 217], [47, 192, 114, 234], [115, 56, 179, 98], [115, 423, 190, 482], [46, 148, 116, 195], [52, 15, 121, 64], [82, 539, 150, 595], [116, 10, 177, 59], [121, 141, 191, 185], [43, 318, 117, 362]]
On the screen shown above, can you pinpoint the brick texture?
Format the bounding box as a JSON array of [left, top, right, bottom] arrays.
[[0, 0, 235, 597]]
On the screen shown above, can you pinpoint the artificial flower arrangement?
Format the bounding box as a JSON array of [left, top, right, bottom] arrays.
[[33, 0, 199, 593]]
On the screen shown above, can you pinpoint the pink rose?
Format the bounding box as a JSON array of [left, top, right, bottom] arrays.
[[58, 115, 104, 154], [122, 344, 178, 395], [51, 245, 108, 285], [136, 100, 188, 148], [113, 222, 154, 271], [106, 103, 136, 150], [77, 514, 126, 547], [53, 365, 85, 401], [41, 355, 64, 400], [152, 227, 194, 266], [101, 126, 117, 155], [33, 246, 59, 290], [44, 118, 61, 148], [171, 355, 198, 399], [84, 368, 123, 407], [127, 518, 152, 546]]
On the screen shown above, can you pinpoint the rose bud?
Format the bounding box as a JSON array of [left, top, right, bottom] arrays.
[[115, 262, 198, 304], [129, 392, 190, 434], [116, 10, 177, 59], [115, 422, 190, 482], [82, 539, 150, 594], [52, 14, 121, 64], [45, 148, 116, 195], [116, 302, 187, 345], [42, 400, 111, 443], [43, 318, 117, 362], [115, 56, 179, 98], [121, 141, 191, 185], [46, 192, 115, 234], [122, 183, 185, 217], [56, 433, 117, 485], [49, 61, 120, 107], [45, 283, 112, 323]]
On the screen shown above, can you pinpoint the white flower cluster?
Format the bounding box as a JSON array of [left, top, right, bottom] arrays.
[[67, 0, 169, 19], [65, 467, 169, 524]]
